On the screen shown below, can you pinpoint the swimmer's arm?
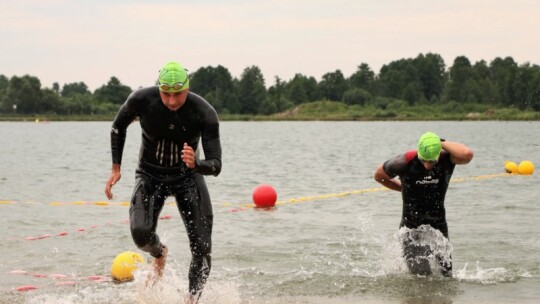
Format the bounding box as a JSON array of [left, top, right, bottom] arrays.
[[195, 108, 222, 176], [442, 141, 474, 165], [106, 96, 138, 199], [374, 165, 402, 192], [107, 105, 132, 199], [105, 164, 121, 200], [196, 137, 221, 176], [110, 99, 138, 165]]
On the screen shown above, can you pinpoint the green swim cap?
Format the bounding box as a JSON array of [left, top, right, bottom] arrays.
[[417, 131, 442, 161], [158, 61, 190, 92]]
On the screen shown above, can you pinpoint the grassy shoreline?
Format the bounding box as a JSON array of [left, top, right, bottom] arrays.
[[2, 101, 539, 122]]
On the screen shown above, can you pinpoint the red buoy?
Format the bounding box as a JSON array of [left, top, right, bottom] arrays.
[[252, 184, 277, 208]]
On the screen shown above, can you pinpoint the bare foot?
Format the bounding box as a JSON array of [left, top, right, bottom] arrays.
[[146, 245, 168, 286]]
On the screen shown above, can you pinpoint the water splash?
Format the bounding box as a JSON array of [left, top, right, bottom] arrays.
[[18, 247, 242, 304], [21, 265, 241, 304], [455, 261, 530, 285], [346, 213, 408, 277], [396, 225, 453, 277], [132, 253, 242, 304]]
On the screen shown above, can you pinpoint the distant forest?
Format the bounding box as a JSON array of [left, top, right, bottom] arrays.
[[1, 53, 539, 116]]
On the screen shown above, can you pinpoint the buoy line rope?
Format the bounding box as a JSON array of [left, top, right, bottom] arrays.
[[225, 172, 512, 211], [6, 215, 173, 243], [5, 270, 111, 293], [5, 172, 513, 242], [0, 172, 513, 209]]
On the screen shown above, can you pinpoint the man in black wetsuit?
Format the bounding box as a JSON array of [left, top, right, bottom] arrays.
[[104, 61, 221, 302], [374, 132, 473, 277]]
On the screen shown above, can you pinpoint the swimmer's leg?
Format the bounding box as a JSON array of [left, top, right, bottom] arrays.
[[434, 223, 452, 277], [436, 254, 453, 277], [402, 231, 432, 276], [175, 175, 213, 300], [129, 174, 167, 258]]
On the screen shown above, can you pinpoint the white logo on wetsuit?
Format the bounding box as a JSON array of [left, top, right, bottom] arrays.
[[111, 127, 119, 134], [156, 139, 181, 166], [169, 124, 174, 130], [416, 175, 439, 185]]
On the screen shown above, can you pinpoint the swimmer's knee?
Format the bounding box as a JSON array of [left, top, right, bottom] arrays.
[[406, 257, 432, 276], [403, 244, 433, 276], [131, 226, 154, 248]]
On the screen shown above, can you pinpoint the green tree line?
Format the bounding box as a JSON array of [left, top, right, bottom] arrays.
[[1, 53, 539, 116]]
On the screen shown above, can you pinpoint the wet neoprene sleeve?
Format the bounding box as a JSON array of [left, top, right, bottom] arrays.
[[110, 102, 137, 165], [195, 106, 221, 176]]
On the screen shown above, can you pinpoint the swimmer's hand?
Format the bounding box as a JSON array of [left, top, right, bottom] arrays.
[[181, 143, 196, 169], [105, 164, 121, 200]]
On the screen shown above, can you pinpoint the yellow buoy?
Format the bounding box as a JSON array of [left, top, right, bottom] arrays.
[[504, 161, 518, 174], [111, 251, 145, 282], [517, 160, 535, 175]]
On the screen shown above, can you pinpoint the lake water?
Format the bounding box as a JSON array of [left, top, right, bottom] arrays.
[[0, 121, 539, 304]]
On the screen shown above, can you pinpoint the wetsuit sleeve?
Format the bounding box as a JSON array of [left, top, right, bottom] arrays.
[[110, 92, 138, 165], [382, 153, 409, 178], [196, 106, 222, 176], [439, 151, 455, 169]]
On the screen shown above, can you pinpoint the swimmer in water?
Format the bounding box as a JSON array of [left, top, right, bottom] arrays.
[[374, 132, 473, 276], [105, 61, 221, 303]]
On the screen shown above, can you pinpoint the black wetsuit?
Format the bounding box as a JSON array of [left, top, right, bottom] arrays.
[[110, 86, 221, 294], [383, 150, 455, 276]]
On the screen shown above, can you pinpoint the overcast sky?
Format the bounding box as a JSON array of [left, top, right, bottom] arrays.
[[1, 0, 538, 91]]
